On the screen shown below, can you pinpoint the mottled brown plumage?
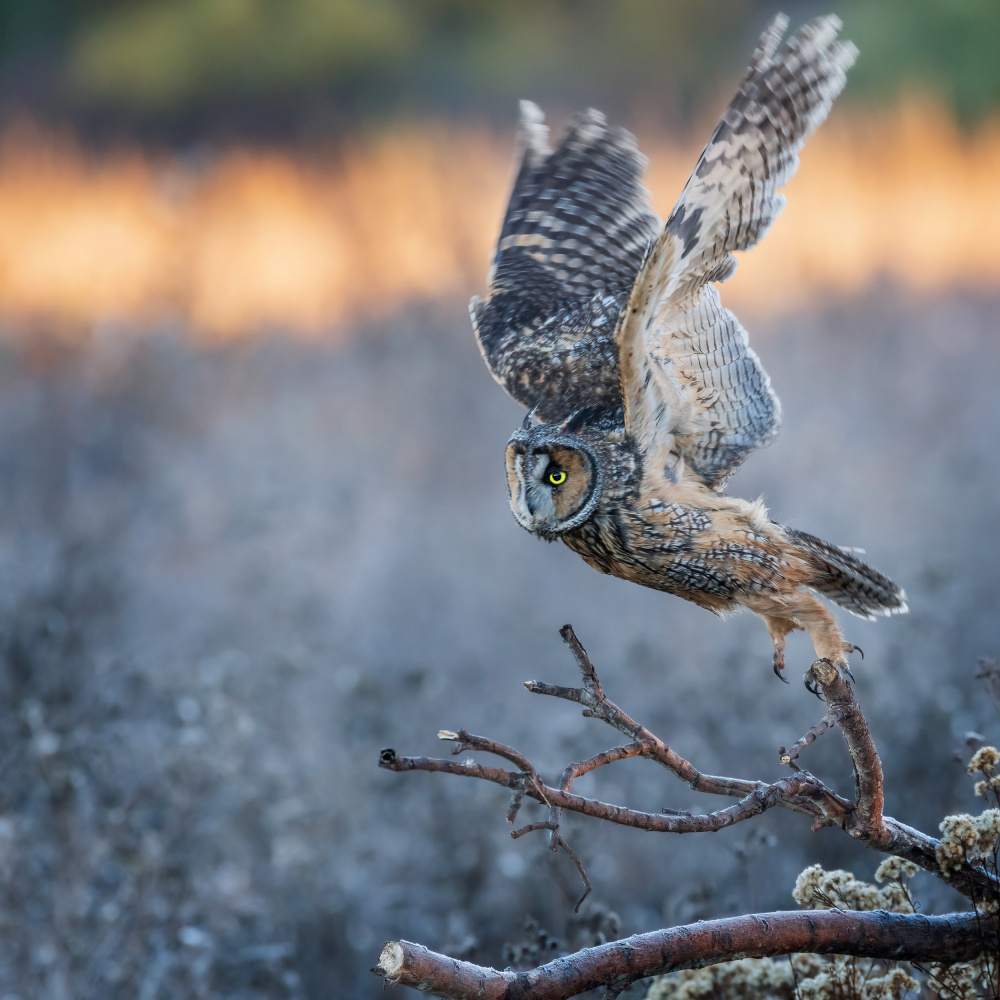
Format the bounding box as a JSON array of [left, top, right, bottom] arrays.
[[474, 15, 907, 677]]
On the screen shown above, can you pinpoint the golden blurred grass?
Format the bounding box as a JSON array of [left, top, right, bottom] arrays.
[[0, 103, 997, 341]]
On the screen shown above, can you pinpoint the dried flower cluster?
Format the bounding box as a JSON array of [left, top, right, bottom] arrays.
[[792, 863, 916, 914], [874, 857, 920, 883], [933, 749, 1000, 946], [969, 746, 1000, 800], [647, 853, 998, 1000], [645, 948, 920, 1000], [645, 955, 797, 1000], [924, 962, 982, 1000], [649, 861, 922, 1000], [935, 812, 1000, 876]]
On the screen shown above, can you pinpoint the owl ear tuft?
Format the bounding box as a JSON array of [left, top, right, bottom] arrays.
[[522, 403, 544, 429], [559, 407, 594, 434]]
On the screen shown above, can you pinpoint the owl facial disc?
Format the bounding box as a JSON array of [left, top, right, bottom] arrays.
[[504, 432, 601, 539]]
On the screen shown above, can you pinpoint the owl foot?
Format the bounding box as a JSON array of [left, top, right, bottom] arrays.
[[837, 644, 867, 684], [772, 645, 790, 684]]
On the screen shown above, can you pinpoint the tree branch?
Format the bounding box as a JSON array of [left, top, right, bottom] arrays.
[[795, 658, 1000, 902], [803, 658, 885, 841], [525, 626, 846, 824], [376, 910, 991, 1000], [379, 626, 1000, 906], [380, 741, 836, 834]]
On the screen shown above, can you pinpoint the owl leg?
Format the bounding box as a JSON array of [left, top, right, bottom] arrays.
[[762, 615, 796, 682], [791, 594, 855, 673]]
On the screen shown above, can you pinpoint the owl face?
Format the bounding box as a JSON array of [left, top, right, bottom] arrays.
[[504, 427, 602, 540]]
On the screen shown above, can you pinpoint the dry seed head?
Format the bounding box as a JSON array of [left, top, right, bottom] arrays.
[[926, 962, 979, 1000], [645, 957, 796, 1000], [975, 807, 1000, 851], [875, 880, 914, 913], [879, 968, 918, 1000], [793, 864, 826, 907], [858, 968, 918, 1000], [968, 745, 1000, 775], [940, 814, 979, 849], [874, 856, 918, 883]]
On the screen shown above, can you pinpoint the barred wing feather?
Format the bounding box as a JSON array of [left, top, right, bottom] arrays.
[[472, 102, 662, 420], [617, 15, 858, 488]]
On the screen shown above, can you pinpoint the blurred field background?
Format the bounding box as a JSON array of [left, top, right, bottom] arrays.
[[0, 2, 999, 998]]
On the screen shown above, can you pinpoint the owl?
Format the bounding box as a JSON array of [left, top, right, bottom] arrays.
[[470, 15, 906, 679]]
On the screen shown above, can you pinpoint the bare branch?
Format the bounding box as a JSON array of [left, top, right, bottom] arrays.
[[803, 659, 885, 841], [527, 627, 837, 823], [377, 910, 992, 1000], [381, 628, 1000, 904], [380, 744, 832, 833], [780, 705, 848, 767], [788, 660, 1000, 903]]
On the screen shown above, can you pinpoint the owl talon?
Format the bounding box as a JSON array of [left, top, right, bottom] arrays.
[[773, 660, 790, 684], [803, 676, 824, 700], [851, 644, 865, 661]]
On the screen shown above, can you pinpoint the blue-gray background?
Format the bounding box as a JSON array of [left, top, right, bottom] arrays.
[[0, 2, 998, 997]]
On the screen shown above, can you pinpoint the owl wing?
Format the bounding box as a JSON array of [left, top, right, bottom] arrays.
[[471, 102, 662, 421], [616, 15, 857, 489]]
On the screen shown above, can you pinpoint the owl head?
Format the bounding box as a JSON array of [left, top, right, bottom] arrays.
[[504, 409, 603, 540]]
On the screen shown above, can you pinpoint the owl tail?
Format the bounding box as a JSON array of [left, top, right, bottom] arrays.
[[786, 527, 908, 620]]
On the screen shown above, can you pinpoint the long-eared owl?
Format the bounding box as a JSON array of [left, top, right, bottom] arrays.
[[470, 15, 906, 678]]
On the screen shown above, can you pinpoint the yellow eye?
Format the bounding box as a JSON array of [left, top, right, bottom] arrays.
[[548, 469, 567, 486]]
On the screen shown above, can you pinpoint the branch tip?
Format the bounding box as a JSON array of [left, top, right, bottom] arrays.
[[377, 940, 404, 978]]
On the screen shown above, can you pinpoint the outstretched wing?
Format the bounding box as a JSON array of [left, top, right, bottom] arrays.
[[617, 15, 857, 489], [471, 102, 662, 422]]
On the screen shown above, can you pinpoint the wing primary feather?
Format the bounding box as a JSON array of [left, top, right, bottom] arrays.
[[471, 102, 661, 420], [616, 15, 854, 488], [518, 100, 550, 169]]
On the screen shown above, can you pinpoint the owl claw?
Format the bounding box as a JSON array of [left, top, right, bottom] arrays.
[[772, 660, 790, 684], [803, 676, 824, 700], [850, 644, 864, 661]]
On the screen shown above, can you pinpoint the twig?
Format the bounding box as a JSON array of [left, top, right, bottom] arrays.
[[780, 705, 848, 766], [380, 743, 832, 834], [526, 627, 839, 823], [376, 910, 992, 1000]]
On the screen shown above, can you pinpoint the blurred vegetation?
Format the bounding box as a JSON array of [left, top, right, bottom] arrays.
[[1, 0, 999, 134]]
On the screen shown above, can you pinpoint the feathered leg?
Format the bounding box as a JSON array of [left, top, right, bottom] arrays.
[[754, 591, 855, 679], [763, 614, 795, 682], [795, 595, 855, 670]]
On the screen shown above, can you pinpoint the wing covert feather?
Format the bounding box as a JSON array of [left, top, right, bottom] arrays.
[[471, 103, 661, 420], [617, 15, 857, 488]]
